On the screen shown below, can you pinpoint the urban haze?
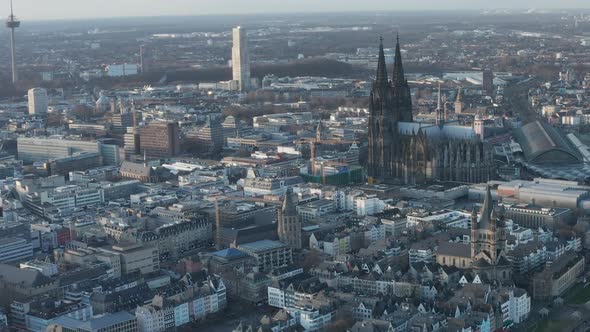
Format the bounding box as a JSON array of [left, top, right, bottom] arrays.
[[1, 1, 590, 332]]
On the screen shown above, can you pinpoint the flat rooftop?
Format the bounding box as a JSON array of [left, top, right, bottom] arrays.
[[239, 239, 288, 252]]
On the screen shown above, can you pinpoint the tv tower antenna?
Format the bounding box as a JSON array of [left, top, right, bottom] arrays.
[[6, 0, 21, 84]]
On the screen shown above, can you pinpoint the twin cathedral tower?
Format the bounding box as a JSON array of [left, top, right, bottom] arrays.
[[366, 36, 494, 185]]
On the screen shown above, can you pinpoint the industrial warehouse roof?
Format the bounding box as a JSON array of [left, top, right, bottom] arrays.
[[514, 120, 582, 164]]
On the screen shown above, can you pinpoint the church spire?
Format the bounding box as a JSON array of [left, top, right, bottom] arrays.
[[478, 185, 494, 229], [436, 83, 444, 127], [315, 120, 324, 142], [375, 36, 388, 86], [392, 33, 405, 86]]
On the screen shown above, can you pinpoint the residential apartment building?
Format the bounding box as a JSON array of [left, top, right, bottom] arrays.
[[352, 195, 385, 216], [495, 288, 531, 325], [309, 232, 351, 257], [297, 199, 336, 223], [267, 274, 321, 309], [25, 302, 93, 332], [242, 176, 303, 197], [532, 253, 585, 299], [135, 276, 226, 332], [286, 306, 332, 331], [506, 242, 547, 276], [99, 243, 159, 276], [135, 216, 212, 259], [409, 241, 435, 265], [238, 240, 293, 272]]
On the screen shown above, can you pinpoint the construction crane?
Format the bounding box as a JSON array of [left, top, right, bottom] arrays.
[[211, 194, 282, 249], [296, 137, 356, 179]]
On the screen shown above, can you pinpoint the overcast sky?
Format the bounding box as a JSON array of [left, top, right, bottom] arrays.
[[3, 0, 590, 20]]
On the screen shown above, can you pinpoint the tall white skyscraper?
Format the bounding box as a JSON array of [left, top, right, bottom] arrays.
[[27, 88, 48, 115], [232, 26, 251, 92]]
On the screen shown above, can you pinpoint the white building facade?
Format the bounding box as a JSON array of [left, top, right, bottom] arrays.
[[28, 88, 48, 115], [232, 26, 251, 92]]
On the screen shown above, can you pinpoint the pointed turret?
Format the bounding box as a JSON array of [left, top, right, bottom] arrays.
[[315, 120, 324, 142], [392, 34, 405, 86], [375, 36, 388, 87], [471, 207, 478, 229], [490, 208, 498, 229], [436, 83, 444, 127]]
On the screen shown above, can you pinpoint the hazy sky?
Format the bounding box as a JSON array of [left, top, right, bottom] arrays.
[[3, 0, 590, 20]]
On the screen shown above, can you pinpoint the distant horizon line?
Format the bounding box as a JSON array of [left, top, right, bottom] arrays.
[[8, 7, 590, 23]]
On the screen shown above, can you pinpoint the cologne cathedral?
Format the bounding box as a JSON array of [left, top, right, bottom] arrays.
[[367, 36, 494, 184]]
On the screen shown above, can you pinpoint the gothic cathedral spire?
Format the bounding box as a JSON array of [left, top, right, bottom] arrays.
[[436, 83, 444, 127], [392, 34, 405, 86], [376, 36, 389, 87], [390, 34, 413, 123]]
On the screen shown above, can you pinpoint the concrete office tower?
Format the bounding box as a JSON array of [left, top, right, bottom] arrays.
[[139, 122, 180, 160], [27, 88, 48, 115], [5, 0, 20, 84], [192, 115, 224, 154], [277, 190, 302, 249], [232, 26, 251, 92]]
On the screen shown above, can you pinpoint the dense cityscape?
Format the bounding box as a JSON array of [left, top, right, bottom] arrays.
[[1, 1, 590, 332]]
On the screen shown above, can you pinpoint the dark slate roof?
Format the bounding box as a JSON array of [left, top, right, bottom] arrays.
[[514, 120, 581, 164], [213, 248, 248, 258], [0, 264, 54, 287], [437, 242, 471, 258], [472, 258, 491, 268]]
